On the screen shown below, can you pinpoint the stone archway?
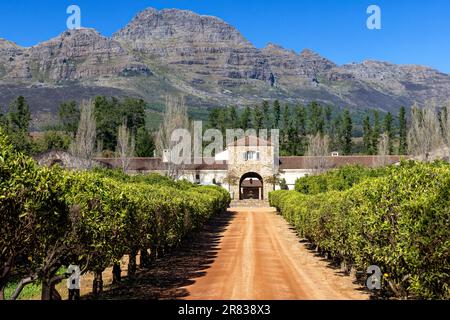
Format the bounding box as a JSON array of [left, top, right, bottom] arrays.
[[240, 172, 264, 200]]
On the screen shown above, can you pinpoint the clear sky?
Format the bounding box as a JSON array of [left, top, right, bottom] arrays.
[[0, 0, 449, 73]]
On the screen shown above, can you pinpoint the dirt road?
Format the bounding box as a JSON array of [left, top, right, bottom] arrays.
[[183, 208, 368, 300]]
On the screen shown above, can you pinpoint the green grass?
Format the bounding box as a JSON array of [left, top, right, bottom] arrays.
[[4, 280, 41, 300]]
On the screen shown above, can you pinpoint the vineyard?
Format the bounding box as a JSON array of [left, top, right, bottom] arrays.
[[0, 130, 230, 300], [270, 163, 450, 299]]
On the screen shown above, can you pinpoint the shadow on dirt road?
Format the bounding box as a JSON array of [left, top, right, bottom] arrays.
[[85, 211, 236, 300]]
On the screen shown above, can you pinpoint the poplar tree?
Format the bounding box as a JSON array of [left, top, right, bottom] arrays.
[[342, 109, 353, 155], [398, 106, 408, 155], [272, 100, 281, 129], [383, 112, 395, 155]]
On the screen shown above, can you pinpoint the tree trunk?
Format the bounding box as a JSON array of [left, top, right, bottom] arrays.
[[10, 276, 35, 300], [140, 249, 150, 268], [41, 279, 52, 301], [92, 271, 103, 296], [112, 263, 121, 284], [150, 245, 158, 264], [41, 277, 62, 301], [128, 249, 137, 279], [0, 287, 5, 300]]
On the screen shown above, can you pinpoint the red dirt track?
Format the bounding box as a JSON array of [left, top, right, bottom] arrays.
[[81, 207, 368, 300], [183, 208, 368, 300]]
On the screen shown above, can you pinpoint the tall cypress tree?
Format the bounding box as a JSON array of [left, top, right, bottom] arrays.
[[281, 105, 291, 154], [7, 96, 31, 133], [383, 112, 395, 155], [363, 114, 373, 155], [342, 109, 353, 155], [135, 127, 155, 157], [294, 104, 307, 155], [207, 108, 220, 129], [272, 100, 281, 129], [253, 104, 264, 131], [228, 106, 239, 129], [240, 106, 252, 130], [262, 100, 271, 129], [6, 96, 32, 153], [308, 101, 324, 135], [398, 106, 408, 155], [324, 105, 333, 136], [372, 110, 381, 153]]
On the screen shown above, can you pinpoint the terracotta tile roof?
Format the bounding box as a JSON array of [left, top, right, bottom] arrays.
[[279, 156, 402, 170], [228, 136, 272, 147], [94, 157, 228, 171]]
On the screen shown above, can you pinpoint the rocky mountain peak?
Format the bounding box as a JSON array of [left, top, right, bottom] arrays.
[[113, 7, 251, 47]]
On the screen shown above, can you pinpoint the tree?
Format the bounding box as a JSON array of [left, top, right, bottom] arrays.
[[117, 122, 136, 171], [240, 106, 252, 130], [294, 104, 307, 155], [272, 100, 281, 129], [330, 115, 342, 153], [398, 106, 408, 155], [308, 101, 324, 135], [363, 114, 373, 154], [35, 131, 72, 153], [342, 109, 353, 155], [324, 105, 333, 136], [383, 112, 395, 155], [207, 108, 220, 129], [135, 128, 155, 157], [228, 106, 239, 129], [372, 110, 381, 153], [440, 102, 450, 159], [156, 96, 190, 179], [262, 101, 271, 129], [7, 96, 31, 133], [281, 105, 292, 154], [306, 133, 330, 174], [94, 97, 146, 152], [5, 96, 32, 153], [253, 104, 264, 131], [408, 103, 443, 161], [70, 100, 97, 166], [377, 133, 390, 166], [58, 101, 80, 137]]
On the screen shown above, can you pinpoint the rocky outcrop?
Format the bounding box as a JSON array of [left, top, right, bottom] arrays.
[[113, 8, 274, 86], [0, 29, 151, 82]]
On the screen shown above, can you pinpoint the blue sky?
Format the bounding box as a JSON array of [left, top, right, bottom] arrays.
[[0, 0, 449, 73]]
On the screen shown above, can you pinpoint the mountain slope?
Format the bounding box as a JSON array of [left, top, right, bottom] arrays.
[[0, 7, 449, 128]]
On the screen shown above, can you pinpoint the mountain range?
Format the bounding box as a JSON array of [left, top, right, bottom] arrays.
[[1, 7, 449, 128]]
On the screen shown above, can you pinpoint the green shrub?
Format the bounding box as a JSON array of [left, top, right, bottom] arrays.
[[0, 129, 230, 299], [271, 161, 450, 299]]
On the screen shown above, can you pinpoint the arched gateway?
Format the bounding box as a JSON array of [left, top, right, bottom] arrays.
[[240, 172, 264, 200]]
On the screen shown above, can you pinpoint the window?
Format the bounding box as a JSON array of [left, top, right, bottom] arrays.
[[244, 151, 260, 161]]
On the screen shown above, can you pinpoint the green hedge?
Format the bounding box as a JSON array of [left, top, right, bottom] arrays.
[[271, 162, 450, 299], [294, 165, 389, 195], [0, 129, 230, 299]]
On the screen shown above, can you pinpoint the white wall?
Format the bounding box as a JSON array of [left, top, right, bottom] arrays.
[[278, 169, 311, 190]]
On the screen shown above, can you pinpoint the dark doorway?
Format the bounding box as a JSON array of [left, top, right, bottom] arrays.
[[240, 172, 264, 200]]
